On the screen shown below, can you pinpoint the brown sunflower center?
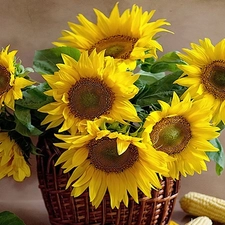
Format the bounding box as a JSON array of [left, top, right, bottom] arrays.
[[201, 60, 225, 99], [150, 116, 192, 155], [0, 65, 11, 95], [89, 35, 138, 59], [87, 137, 139, 173], [68, 77, 115, 120]]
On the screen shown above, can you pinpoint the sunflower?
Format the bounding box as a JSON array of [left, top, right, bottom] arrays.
[[175, 38, 225, 125], [142, 92, 219, 179], [53, 3, 171, 69], [0, 45, 34, 110], [54, 121, 171, 209], [38, 50, 141, 133], [0, 132, 31, 182]]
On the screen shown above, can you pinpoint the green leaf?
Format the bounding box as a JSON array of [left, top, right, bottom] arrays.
[[207, 138, 225, 175], [217, 121, 225, 132], [140, 51, 185, 73], [158, 51, 183, 63], [134, 70, 186, 107], [150, 61, 180, 73], [33, 46, 80, 74], [135, 71, 166, 89], [150, 52, 185, 73], [0, 211, 25, 225], [16, 83, 53, 110], [14, 105, 42, 136]]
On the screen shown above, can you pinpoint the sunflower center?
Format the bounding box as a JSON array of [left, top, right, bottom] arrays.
[[89, 35, 138, 59], [150, 116, 192, 155], [87, 137, 139, 173], [0, 65, 11, 95], [201, 60, 225, 99], [68, 77, 115, 120]]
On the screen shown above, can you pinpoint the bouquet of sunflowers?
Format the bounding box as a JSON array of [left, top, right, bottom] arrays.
[[0, 3, 224, 209]]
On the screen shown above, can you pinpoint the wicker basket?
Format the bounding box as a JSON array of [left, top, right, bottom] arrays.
[[36, 136, 180, 225]]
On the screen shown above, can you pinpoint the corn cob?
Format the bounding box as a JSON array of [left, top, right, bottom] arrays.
[[185, 216, 212, 225], [180, 192, 225, 223]]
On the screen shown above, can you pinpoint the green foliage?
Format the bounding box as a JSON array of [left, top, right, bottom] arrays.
[[140, 51, 185, 73], [33, 46, 80, 74], [14, 61, 34, 79], [0, 211, 25, 225], [133, 52, 187, 107], [14, 82, 53, 137], [16, 83, 53, 110], [133, 70, 186, 107], [207, 138, 225, 175], [14, 105, 42, 137]]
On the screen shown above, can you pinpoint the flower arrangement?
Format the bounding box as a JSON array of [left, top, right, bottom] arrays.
[[0, 3, 224, 210]]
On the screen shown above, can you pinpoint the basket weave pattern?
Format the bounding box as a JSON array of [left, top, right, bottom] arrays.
[[36, 137, 180, 225]]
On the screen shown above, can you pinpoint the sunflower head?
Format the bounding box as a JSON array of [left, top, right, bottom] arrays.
[[54, 120, 170, 208], [175, 38, 225, 125], [0, 45, 34, 110], [143, 92, 219, 179], [53, 3, 172, 69], [39, 50, 141, 134]]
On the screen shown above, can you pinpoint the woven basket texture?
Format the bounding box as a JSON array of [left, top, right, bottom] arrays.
[[36, 136, 180, 225]]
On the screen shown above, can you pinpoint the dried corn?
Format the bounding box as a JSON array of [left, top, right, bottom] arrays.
[[180, 192, 225, 223], [185, 216, 212, 225]]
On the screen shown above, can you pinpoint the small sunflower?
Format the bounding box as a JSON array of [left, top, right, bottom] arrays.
[[38, 50, 141, 133], [0, 132, 31, 182], [142, 92, 219, 179], [0, 45, 34, 110], [53, 3, 171, 69], [54, 121, 170, 209], [175, 38, 225, 125]]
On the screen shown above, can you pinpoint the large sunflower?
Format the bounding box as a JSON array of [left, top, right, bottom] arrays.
[[175, 38, 225, 125], [0, 45, 34, 110], [142, 92, 219, 179], [0, 132, 31, 182], [53, 3, 171, 69], [39, 50, 141, 133], [54, 121, 171, 209]]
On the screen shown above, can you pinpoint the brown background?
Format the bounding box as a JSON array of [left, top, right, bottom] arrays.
[[0, 0, 225, 224]]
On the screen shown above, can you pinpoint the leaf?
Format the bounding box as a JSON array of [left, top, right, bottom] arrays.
[[158, 51, 183, 63], [134, 71, 166, 92], [140, 51, 185, 73], [150, 61, 180, 73], [16, 83, 53, 110], [0, 211, 25, 225], [134, 70, 186, 107], [14, 105, 42, 136], [207, 138, 225, 175], [217, 121, 225, 132], [33, 46, 80, 74]]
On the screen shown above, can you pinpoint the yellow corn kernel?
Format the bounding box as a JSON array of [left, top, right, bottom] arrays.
[[185, 216, 212, 225], [180, 192, 225, 224]]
